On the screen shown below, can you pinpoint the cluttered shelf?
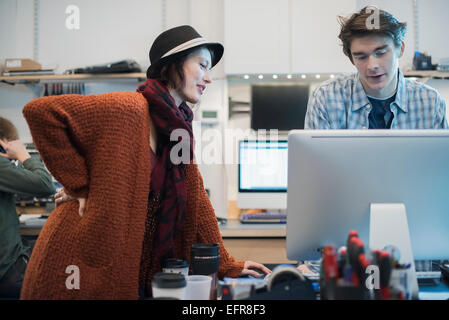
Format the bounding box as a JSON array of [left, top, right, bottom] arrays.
[[403, 70, 449, 79], [1, 58, 147, 84]]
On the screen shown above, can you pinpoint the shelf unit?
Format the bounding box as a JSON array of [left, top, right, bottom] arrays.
[[0, 72, 147, 84], [0, 73, 148, 99], [403, 70, 449, 80]]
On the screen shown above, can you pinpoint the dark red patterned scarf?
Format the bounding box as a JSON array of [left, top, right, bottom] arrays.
[[137, 79, 194, 261]]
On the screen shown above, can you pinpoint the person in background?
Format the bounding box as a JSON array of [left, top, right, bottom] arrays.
[[305, 6, 448, 130], [20, 25, 270, 300], [0, 117, 56, 299]]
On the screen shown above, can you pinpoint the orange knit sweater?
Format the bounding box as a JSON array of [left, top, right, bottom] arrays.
[[20, 91, 244, 299]]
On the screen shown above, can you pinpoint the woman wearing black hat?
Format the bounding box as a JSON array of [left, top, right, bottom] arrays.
[[135, 25, 271, 297], [22, 25, 270, 299]]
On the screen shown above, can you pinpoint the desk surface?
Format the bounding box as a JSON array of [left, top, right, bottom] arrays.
[[418, 280, 449, 300]]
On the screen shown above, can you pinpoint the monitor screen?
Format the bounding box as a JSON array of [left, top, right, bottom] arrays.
[[237, 140, 288, 209], [251, 85, 309, 131], [287, 130, 449, 262], [239, 140, 288, 192]]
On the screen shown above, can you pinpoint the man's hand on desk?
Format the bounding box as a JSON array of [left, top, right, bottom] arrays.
[[54, 188, 86, 217], [240, 261, 272, 278]]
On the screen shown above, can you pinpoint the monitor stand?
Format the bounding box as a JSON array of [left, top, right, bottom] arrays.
[[369, 203, 419, 299]]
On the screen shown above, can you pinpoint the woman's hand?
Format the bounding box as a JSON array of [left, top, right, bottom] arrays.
[[240, 261, 272, 278], [0, 138, 31, 163], [54, 188, 86, 217]]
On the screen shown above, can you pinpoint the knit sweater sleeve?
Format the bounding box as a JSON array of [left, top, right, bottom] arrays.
[[22, 95, 97, 199], [192, 164, 245, 279]]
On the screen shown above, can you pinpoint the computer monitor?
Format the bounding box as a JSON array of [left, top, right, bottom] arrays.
[[251, 84, 309, 131], [237, 140, 288, 209], [287, 130, 449, 262]]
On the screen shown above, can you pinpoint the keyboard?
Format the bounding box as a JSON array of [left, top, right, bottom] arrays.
[[240, 212, 286, 224], [416, 271, 441, 286], [416, 271, 442, 279]]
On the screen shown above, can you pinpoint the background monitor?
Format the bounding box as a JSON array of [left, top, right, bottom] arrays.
[[287, 130, 449, 261], [251, 84, 309, 131], [237, 140, 288, 209]]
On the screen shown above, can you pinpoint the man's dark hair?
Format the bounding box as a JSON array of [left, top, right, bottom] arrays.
[[338, 6, 407, 63], [0, 117, 19, 141], [159, 45, 214, 90]]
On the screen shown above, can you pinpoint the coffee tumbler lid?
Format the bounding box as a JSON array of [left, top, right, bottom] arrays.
[[152, 272, 186, 289], [162, 258, 189, 269], [191, 243, 219, 256]]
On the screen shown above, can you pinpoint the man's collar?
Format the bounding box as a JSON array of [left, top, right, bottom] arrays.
[[351, 69, 408, 112], [351, 73, 370, 111], [394, 69, 408, 113]]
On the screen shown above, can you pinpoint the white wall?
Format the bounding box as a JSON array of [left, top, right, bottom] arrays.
[[418, 0, 449, 64], [0, 0, 19, 59], [291, 0, 356, 74], [32, 0, 161, 73]]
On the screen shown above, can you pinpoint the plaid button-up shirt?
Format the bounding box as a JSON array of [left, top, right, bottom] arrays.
[[304, 69, 448, 129]]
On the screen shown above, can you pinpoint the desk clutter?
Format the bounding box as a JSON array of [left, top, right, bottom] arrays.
[[320, 230, 414, 300], [149, 232, 437, 300], [219, 230, 428, 300], [220, 265, 316, 300], [149, 243, 220, 300]]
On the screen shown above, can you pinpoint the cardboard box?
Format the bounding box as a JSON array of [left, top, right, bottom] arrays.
[[4, 58, 42, 72]]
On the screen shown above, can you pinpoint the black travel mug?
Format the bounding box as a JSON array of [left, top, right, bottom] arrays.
[[190, 243, 220, 300]]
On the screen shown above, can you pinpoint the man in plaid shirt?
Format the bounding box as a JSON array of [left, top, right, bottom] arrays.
[[305, 6, 448, 130]]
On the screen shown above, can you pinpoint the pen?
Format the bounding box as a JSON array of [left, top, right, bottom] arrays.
[[323, 246, 338, 282], [358, 253, 370, 288], [348, 237, 365, 286], [346, 230, 359, 249], [379, 251, 392, 299], [337, 246, 347, 280]]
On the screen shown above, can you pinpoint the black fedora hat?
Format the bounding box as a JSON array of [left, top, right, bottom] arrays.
[[147, 25, 224, 79]]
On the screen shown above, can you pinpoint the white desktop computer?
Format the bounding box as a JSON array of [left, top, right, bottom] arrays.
[[237, 140, 288, 210]]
